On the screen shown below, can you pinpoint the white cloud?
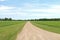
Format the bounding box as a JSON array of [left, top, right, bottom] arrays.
[[0, 4, 60, 19], [0, 0, 5, 1], [21, 3, 60, 14], [0, 5, 15, 10], [22, 5, 60, 14]]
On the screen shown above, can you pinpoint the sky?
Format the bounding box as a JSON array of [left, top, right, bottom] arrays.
[[0, 0, 60, 19]]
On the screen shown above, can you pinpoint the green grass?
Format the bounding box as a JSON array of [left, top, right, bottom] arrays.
[[31, 21, 60, 34], [0, 21, 26, 40]]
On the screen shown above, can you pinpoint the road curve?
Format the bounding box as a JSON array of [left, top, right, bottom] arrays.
[[16, 21, 60, 40]]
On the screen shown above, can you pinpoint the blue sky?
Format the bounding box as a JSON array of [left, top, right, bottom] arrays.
[[0, 0, 60, 19]]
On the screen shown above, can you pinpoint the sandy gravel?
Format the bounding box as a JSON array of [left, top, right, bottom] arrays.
[[16, 21, 60, 40]]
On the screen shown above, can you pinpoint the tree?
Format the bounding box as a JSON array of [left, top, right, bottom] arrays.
[[5, 18, 8, 20], [9, 18, 12, 21]]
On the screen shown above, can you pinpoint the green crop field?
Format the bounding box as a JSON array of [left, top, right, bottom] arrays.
[[0, 21, 26, 40], [31, 21, 60, 34]]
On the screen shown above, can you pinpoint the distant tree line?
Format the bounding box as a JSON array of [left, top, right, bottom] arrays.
[[28, 18, 60, 21], [0, 18, 60, 21], [0, 18, 12, 21]]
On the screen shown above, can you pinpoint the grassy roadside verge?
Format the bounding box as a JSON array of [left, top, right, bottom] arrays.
[[0, 21, 26, 40], [31, 21, 60, 34]]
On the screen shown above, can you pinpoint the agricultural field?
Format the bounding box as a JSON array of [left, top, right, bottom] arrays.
[[0, 21, 26, 40], [31, 21, 60, 34]]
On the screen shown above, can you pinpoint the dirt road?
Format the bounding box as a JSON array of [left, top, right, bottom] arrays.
[[16, 21, 60, 40]]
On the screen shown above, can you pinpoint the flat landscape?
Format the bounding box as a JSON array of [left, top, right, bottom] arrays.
[[1, 0, 60, 40], [0, 21, 60, 40], [16, 21, 60, 40], [31, 21, 60, 34], [0, 21, 26, 40]]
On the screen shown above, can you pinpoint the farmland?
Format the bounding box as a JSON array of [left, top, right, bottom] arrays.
[[0, 21, 26, 40], [31, 21, 60, 34]]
